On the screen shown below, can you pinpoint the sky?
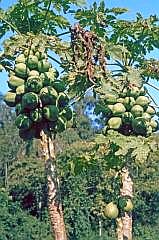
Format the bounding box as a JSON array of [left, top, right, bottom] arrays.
[[0, 0, 159, 104]]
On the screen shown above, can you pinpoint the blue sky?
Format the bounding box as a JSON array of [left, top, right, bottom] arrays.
[[0, 0, 159, 104]]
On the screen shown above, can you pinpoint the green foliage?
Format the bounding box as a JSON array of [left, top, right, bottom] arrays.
[[0, 189, 52, 240]]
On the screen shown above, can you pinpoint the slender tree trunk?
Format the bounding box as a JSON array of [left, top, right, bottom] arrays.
[[40, 130, 67, 240], [117, 167, 133, 240]]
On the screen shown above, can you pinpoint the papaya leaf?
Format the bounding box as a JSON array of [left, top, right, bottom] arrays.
[[108, 44, 129, 61]]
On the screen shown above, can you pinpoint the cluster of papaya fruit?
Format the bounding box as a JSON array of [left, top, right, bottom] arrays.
[[95, 85, 158, 136], [4, 45, 73, 140], [104, 198, 133, 219]]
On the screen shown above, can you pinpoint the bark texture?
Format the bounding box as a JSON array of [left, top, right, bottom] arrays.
[[40, 130, 67, 240], [117, 167, 133, 240]]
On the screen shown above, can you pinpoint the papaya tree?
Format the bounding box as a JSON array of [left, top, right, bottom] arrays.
[[0, 1, 86, 239], [1, 1, 159, 240]]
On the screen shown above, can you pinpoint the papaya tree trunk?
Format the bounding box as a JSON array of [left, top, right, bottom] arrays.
[[117, 167, 133, 240], [40, 130, 67, 240]]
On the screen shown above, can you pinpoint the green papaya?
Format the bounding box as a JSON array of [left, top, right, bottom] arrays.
[[122, 112, 134, 124], [15, 63, 29, 78], [58, 93, 69, 109], [112, 103, 126, 115], [135, 96, 150, 107], [15, 54, 26, 64], [123, 97, 135, 111], [3, 91, 17, 107], [43, 105, 59, 121], [23, 49, 34, 57], [146, 125, 153, 136], [16, 85, 25, 95], [35, 51, 46, 60], [119, 88, 128, 97], [22, 92, 39, 110], [30, 108, 43, 122], [51, 81, 66, 93], [107, 117, 122, 130], [60, 107, 73, 121], [105, 93, 117, 104], [25, 76, 43, 93], [150, 119, 158, 131], [40, 70, 57, 86], [38, 60, 50, 73], [139, 86, 146, 95], [8, 75, 25, 90], [40, 86, 58, 105], [142, 112, 151, 121], [27, 55, 39, 70], [107, 105, 114, 112], [55, 117, 66, 133], [146, 106, 156, 115], [129, 86, 140, 98], [28, 70, 40, 77], [15, 103, 24, 116], [132, 117, 147, 135], [15, 114, 32, 130], [117, 98, 124, 103], [131, 105, 144, 117]]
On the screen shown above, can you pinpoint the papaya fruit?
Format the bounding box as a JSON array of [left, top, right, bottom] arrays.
[[58, 93, 69, 109], [16, 85, 25, 95], [104, 202, 119, 219], [117, 98, 124, 103], [131, 105, 144, 117], [132, 117, 147, 135], [15, 54, 26, 64], [40, 86, 58, 105], [107, 105, 114, 112], [30, 108, 43, 122], [28, 70, 40, 77], [15, 114, 32, 130], [55, 117, 66, 133], [23, 49, 34, 57], [112, 103, 126, 115], [119, 88, 128, 97], [35, 51, 46, 60], [25, 76, 43, 93], [22, 92, 39, 110], [40, 70, 57, 86], [60, 107, 73, 121], [8, 75, 25, 90], [38, 59, 50, 73], [105, 93, 117, 104], [15, 63, 29, 78], [123, 199, 133, 212], [43, 105, 59, 121], [139, 86, 146, 95], [146, 106, 156, 116], [123, 97, 135, 111], [15, 103, 24, 116], [122, 112, 134, 124], [150, 119, 158, 131], [27, 55, 39, 70], [142, 112, 151, 121], [52, 80, 66, 93], [3, 91, 17, 107], [129, 86, 140, 98], [135, 96, 150, 107], [107, 117, 122, 130]]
